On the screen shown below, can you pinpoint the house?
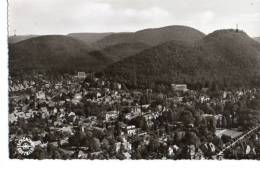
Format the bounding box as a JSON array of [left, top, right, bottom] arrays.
[[96, 92, 102, 98], [223, 91, 228, 99], [33, 140, 42, 147], [121, 137, 132, 151], [113, 82, 121, 90], [25, 112, 34, 119], [176, 97, 184, 102], [146, 120, 154, 128], [58, 126, 74, 135], [168, 146, 174, 157], [125, 112, 139, 121], [131, 106, 141, 114], [137, 131, 147, 137], [166, 97, 184, 103], [29, 80, 35, 85], [54, 121, 63, 127], [45, 83, 51, 88], [123, 152, 131, 159], [171, 84, 188, 92], [125, 125, 137, 136], [105, 111, 119, 121], [36, 91, 46, 100], [208, 142, 216, 153], [199, 143, 216, 157], [16, 112, 26, 118], [199, 95, 210, 103], [186, 123, 194, 128], [187, 145, 196, 159], [141, 104, 150, 109], [143, 111, 153, 119], [18, 84, 25, 90], [55, 83, 62, 89], [78, 150, 88, 159], [72, 93, 83, 104], [77, 72, 86, 79], [158, 134, 168, 144], [87, 116, 97, 121], [9, 113, 18, 123]]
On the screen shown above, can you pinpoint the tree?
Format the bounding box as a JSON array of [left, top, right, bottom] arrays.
[[207, 116, 217, 132], [33, 147, 47, 159], [51, 150, 62, 159], [212, 135, 223, 150], [179, 110, 194, 125], [193, 109, 203, 126], [184, 131, 201, 147], [90, 137, 101, 152], [101, 138, 110, 151], [133, 116, 148, 131], [148, 136, 160, 153]]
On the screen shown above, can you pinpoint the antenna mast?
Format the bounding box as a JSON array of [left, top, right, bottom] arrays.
[[236, 24, 238, 32]]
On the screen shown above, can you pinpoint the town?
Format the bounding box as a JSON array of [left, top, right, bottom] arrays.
[[9, 72, 260, 159]]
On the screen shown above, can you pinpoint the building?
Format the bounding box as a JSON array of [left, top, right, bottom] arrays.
[[125, 125, 137, 136], [77, 72, 86, 79], [131, 106, 141, 114], [105, 111, 119, 121], [171, 84, 188, 92]]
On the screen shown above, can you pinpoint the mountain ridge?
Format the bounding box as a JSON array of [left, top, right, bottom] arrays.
[[9, 35, 112, 76], [94, 25, 205, 49], [104, 29, 260, 88]]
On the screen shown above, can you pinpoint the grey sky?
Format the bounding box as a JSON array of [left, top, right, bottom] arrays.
[[9, 0, 260, 37]]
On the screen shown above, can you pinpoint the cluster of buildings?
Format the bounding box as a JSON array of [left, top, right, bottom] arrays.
[[8, 73, 260, 159]]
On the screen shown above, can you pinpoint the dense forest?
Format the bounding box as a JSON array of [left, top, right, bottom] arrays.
[[9, 35, 112, 76], [104, 30, 260, 89]]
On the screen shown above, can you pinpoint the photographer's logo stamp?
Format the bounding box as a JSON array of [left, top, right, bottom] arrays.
[[16, 136, 35, 156]]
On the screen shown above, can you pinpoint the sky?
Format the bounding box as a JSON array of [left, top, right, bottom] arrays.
[[8, 0, 260, 37]]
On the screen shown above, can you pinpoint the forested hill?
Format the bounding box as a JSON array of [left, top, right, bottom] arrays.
[[9, 35, 112, 76], [94, 25, 205, 49], [104, 29, 260, 89]]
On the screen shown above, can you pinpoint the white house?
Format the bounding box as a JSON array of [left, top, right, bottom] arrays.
[[171, 84, 188, 92]]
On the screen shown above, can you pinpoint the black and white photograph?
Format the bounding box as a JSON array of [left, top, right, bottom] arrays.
[[4, 0, 260, 161]]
